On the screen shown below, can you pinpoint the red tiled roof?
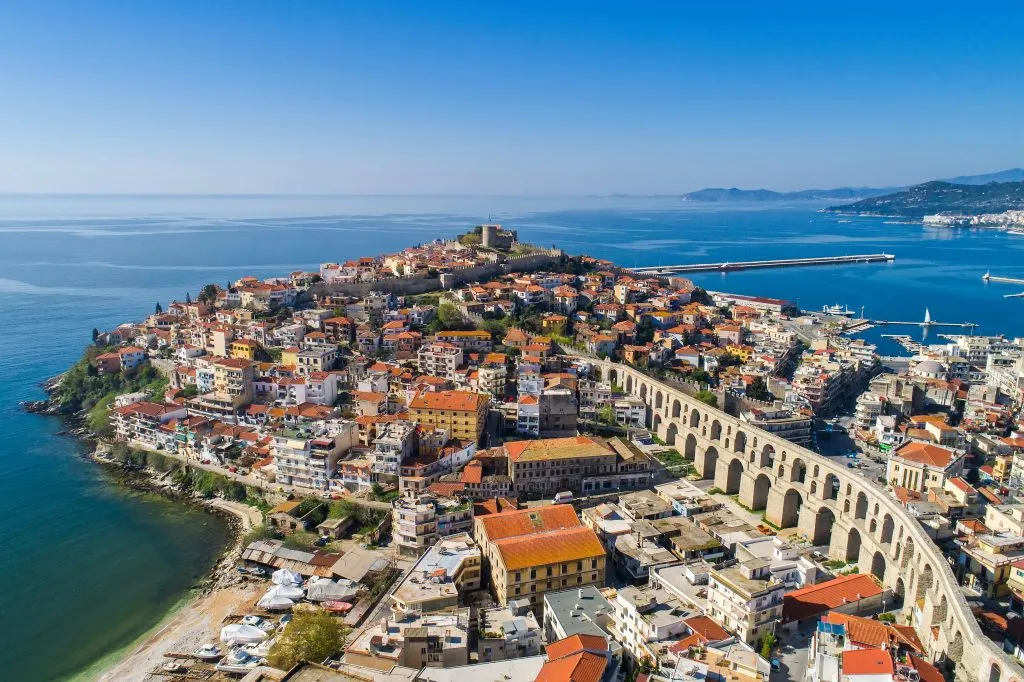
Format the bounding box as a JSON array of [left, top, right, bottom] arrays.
[[682, 615, 731, 643], [535, 652, 606, 682], [894, 441, 956, 467], [494, 526, 604, 571], [543, 634, 607, 661], [783, 574, 883, 622], [842, 648, 893, 676], [822, 613, 923, 653], [478, 504, 581, 542]]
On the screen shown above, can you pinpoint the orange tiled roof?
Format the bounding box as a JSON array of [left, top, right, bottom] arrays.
[[409, 390, 487, 413], [494, 526, 604, 571], [783, 574, 883, 622], [682, 615, 731, 643], [543, 634, 607, 661], [894, 441, 955, 468], [504, 436, 612, 463], [535, 652, 607, 682], [842, 648, 893, 676], [478, 504, 581, 542], [822, 613, 923, 653]]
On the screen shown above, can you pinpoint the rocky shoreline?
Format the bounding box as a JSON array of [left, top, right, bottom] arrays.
[[23, 374, 253, 595]]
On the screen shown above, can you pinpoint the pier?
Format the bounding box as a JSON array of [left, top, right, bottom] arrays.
[[982, 271, 1024, 285], [631, 253, 894, 275]]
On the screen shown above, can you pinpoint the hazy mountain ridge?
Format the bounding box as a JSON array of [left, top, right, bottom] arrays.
[[824, 180, 1024, 218]]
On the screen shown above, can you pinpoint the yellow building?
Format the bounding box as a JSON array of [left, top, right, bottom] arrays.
[[491, 526, 606, 608], [993, 455, 1013, 483], [726, 344, 755, 363], [229, 338, 260, 360], [212, 357, 255, 408], [281, 346, 300, 367], [408, 390, 490, 443]]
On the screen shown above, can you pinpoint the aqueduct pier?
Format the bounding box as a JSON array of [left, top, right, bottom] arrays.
[[596, 359, 1018, 682]]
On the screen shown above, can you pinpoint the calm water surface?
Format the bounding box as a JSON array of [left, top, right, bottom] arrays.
[[1, 195, 1023, 679]]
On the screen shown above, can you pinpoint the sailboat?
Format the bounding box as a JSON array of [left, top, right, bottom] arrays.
[[923, 308, 932, 326]]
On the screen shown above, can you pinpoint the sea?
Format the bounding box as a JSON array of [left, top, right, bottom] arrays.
[[2, 194, 1024, 680]]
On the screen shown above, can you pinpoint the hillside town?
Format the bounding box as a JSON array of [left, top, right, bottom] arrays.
[[68, 225, 1024, 682]]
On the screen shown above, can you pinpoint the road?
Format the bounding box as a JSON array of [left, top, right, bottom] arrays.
[[772, 627, 812, 682]]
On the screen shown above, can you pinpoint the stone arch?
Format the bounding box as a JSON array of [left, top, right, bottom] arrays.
[[855, 491, 868, 520], [777, 465, 785, 478], [810, 481, 818, 496], [725, 458, 743, 495], [790, 458, 806, 483], [901, 537, 915, 570], [710, 420, 722, 441], [933, 594, 948, 625], [699, 446, 719, 480], [880, 515, 894, 544], [702, 425, 707, 438], [845, 483, 852, 496], [734, 431, 747, 454], [948, 631, 964, 663], [843, 499, 851, 514], [821, 473, 839, 500], [812, 464, 820, 478], [893, 541, 902, 563], [811, 506, 835, 545], [873, 502, 880, 516], [845, 527, 862, 562], [915, 563, 934, 601], [688, 408, 699, 427], [608, 368, 618, 387], [869, 518, 877, 534], [639, 383, 648, 401], [870, 551, 886, 581], [665, 422, 679, 447], [781, 488, 802, 528], [671, 400, 681, 419], [990, 663, 1002, 682], [655, 391, 663, 410], [683, 432, 697, 459], [760, 444, 775, 468], [651, 413, 662, 434], [752, 474, 771, 511], [892, 577, 905, 610], [625, 375, 634, 394]]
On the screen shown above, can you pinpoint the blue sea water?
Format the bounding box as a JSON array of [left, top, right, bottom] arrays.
[[1, 195, 1023, 679]]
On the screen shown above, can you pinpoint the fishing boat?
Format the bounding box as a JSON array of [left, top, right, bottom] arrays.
[[193, 644, 223, 661], [1007, 228, 1024, 236], [215, 648, 263, 674]]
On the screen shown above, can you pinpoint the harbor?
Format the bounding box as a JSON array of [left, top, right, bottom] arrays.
[[630, 252, 894, 275]]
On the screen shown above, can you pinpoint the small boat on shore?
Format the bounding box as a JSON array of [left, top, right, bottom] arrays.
[[215, 648, 263, 674], [193, 644, 222, 661]]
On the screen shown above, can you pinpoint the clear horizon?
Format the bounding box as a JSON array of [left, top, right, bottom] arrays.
[[1, 2, 1022, 194]]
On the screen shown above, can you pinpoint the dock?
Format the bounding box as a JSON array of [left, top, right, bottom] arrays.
[[630, 253, 894, 275]]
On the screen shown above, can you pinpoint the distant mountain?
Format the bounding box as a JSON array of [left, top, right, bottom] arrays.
[[681, 186, 891, 202], [942, 168, 1024, 185], [825, 180, 1024, 218]]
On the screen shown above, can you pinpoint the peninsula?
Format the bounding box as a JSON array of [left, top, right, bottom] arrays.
[[35, 224, 1024, 682]]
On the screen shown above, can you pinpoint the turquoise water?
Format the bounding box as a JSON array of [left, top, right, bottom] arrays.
[[2, 195, 1023, 679]]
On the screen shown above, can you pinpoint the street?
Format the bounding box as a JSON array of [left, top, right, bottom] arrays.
[[772, 628, 812, 682]]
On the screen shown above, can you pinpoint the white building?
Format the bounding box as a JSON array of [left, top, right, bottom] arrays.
[[707, 559, 785, 645], [373, 420, 418, 476]]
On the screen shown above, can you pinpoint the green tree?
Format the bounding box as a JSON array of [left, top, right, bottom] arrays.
[[185, 291, 192, 303], [198, 283, 219, 304], [759, 633, 776, 658], [267, 610, 348, 670], [746, 377, 772, 401], [690, 287, 713, 305], [436, 303, 467, 330], [154, 302, 162, 314], [695, 390, 718, 408], [596, 403, 617, 426], [92, 327, 100, 343]]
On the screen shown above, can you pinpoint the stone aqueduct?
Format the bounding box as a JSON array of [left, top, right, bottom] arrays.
[[596, 360, 1018, 682]]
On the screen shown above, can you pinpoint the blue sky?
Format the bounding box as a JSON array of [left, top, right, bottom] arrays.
[[0, 2, 1022, 194]]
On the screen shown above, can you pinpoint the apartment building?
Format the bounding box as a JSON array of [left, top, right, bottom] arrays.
[[417, 342, 464, 382], [431, 330, 493, 352], [390, 533, 481, 617], [505, 435, 653, 497], [740, 405, 813, 446], [707, 558, 785, 645], [886, 441, 966, 493], [490, 525, 606, 609], [372, 419, 417, 476], [272, 425, 356, 491], [392, 494, 474, 558], [212, 357, 255, 408], [408, 390, 490, 444]]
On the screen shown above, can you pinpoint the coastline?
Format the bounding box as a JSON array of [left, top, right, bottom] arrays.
[[31, 392, 265, 681]]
